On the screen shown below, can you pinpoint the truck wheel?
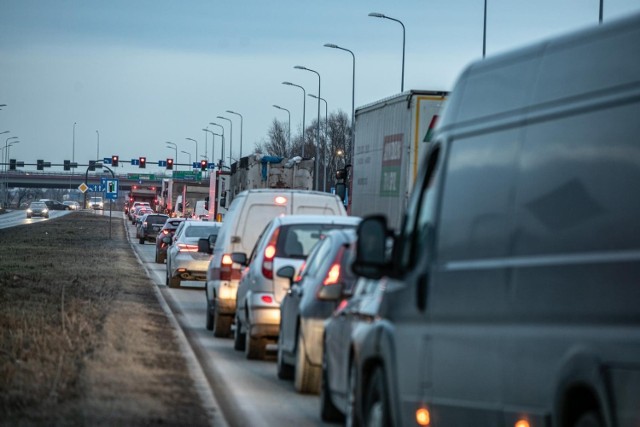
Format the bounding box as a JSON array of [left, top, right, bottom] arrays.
[[574, 411, 603, 427], [213, 308, 231, 338], [233, 315, 246, 351], [320, 350, 343, 422], [295, 333, 321, 394], [276, 335, 294, 380], [245, 324, 266, 360], [363, 367, 390, 427]]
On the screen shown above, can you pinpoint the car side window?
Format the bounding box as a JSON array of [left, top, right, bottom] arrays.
[[249, 222, 273, 264]]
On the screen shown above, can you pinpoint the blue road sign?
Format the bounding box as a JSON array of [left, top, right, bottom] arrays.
[[158, 160, 167, 167], [103, 157, 112, 165], [102, 177, 119, 200], [130, 158, 140, 166], [87, 184, 104, 192]]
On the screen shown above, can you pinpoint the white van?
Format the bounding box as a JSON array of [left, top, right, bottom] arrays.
[[349, 12, 640, 427], [204, 189, 347, 336]]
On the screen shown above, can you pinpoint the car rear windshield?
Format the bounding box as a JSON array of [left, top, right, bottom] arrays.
[[276, 223, 355, 259], [185, 225, 220, 238], [147, 216, 168, 225]]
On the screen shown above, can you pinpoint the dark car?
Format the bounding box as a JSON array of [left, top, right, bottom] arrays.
[[276, 229, 359, 394], [26, 201, 50, 218], [154, 217, 185, 263], [136, 213, 169, 244], [40, 199, 71, 210]]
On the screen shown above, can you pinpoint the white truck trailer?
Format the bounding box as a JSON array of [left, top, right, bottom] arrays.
[[351, 90, 447, 230]]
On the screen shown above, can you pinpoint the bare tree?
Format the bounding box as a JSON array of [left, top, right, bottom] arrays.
[[256, 118, 290, 157]]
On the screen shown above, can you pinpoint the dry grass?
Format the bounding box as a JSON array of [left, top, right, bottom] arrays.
[[0, 212, 210, 426]]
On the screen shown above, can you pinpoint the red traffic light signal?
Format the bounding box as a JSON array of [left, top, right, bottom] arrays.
[[200, 159, 207, 171], [166, 158, 174, 170], [139, 157, 146, 168], [111, 155, 119, 167]]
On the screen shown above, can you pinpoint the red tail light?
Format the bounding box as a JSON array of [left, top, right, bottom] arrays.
[[220, 253, 233, 281], [262, 227, 280, 280], [323, 247, 345, 286], [177, 243, 198, 252], [162, 229, 170, 235], [261, 295, 274, 304]]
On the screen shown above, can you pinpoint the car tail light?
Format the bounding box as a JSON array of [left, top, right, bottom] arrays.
[[261, 295, 274, 304], [323, 247, 345, 286], [177, 243, 198, 252], [262, 227, 281, 280], [220, 253, 234, 281], [162, 229, 170, 235]]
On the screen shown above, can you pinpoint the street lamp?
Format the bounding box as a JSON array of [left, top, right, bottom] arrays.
[[324, 43, 356, 152], [185, 138, 198, 167], [166, 141, 178, 171], [273, 105, 291, 146], [294, 65, 321, 191], [216, 116, 233, 166], [202, 128, 216, 168], [369, 12, 406, 92], [181, 150, 192, 168], [308, 94, 328, 192], [226, 110, 243, 159], [209, 122, 225, 168], [282, 82, 306, 157]]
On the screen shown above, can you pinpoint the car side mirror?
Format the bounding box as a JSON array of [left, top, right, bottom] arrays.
[[231, 252, 248, 266], [276, 265, 296, 288], [198, 238, 211, 254], [352, 215, 393, 279], [162, 236, 172, 244]]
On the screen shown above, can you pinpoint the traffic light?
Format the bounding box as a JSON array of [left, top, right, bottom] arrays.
[[88, 160, 96, 171], [139, 157, 146, 168], [166, 158, 174, 170], [111, 155, 119, 167], [336, 168, 346, 180], [37, 159, 44, 171], [200, 159, 207, 171], [9, 159, 16, 171], [64, 160, 71, 171]]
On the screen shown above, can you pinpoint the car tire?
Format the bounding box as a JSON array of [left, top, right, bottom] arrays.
[[26, 214, 31, 218], [139, 237, 145, 244], [244, 322, 266, 360], [320, 348, 343, 422], [168, 274, 181, 288], [205, 299, 214, 331], [363, 367, 390, 427], [346, 363, 359, 427], [574, 411, 603, 427], [294, 332, 321, 394], [44, 215, 49, 219], [213, 304, 231, 338], [276, 334, 294, 380], [234, 315, 246, 351], [155, 251, 161, 264]]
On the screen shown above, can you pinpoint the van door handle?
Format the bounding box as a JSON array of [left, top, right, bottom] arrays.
[[417, 273, 428, 312]]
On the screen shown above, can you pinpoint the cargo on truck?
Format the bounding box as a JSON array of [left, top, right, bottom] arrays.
[[127, 185, 159, 212], [350, 90, 447, 230], [160, 178, 210, 218]]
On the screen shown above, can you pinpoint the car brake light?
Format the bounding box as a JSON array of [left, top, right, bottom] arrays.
[[220, 253, 234, 281], [323, 247, 346, 286], [261, 295, 274, 304], [177, 243, 198, 252], [262, 227, 280, 280]]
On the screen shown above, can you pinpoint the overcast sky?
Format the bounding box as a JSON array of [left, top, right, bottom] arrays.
[[2, 0, 640, 173]]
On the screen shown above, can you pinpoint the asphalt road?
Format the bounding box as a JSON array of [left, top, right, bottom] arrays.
[[125, 216, 334, 427], [0, 208, 74, 229]]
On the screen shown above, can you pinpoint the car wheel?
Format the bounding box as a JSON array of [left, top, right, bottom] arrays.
[[26, 214, 31, 218], [212, 303, 231, 338], [44, 215, 49, 218], [294, 332, 321, 394], [346, 363, 359, 427], [205, 299, 214, 331], [139, 237, 145, 244], [155, 250, 161, 264], [168, 274, 181, 288], [233, 315, 246, 351], [574, 411, 603, 427], [276, 332, 293, 380], [320, 343, 343, 421], [244, 321, 266, 360], [363, 367, 390, 427]]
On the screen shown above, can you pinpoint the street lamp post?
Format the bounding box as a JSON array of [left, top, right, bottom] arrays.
[[273, 105, 291, 147], [202, 128, 216, 172], [369, 12, 405, 92], [209, 123, 225, 169], [185, 138, 198, 168], [166, 141, 178, 171], [96, 130, 100, 161], [181, 150, 192, 168], [203, 127, 208, 160], [308, 94, 328, 192], [4, 137, 19, 206], [294, 65, 321, 191], [324, 43, 356, 156], [226, 110, 243, 159], [72, 122, 77, 163], [483, 0, 487, 57], [282, 82, 306, 157], [217, 116, 233, 166]]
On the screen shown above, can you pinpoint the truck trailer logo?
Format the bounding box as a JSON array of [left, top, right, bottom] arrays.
[[380, 134, 403, 196]]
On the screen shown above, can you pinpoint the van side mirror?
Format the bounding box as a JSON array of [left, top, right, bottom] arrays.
[[198, 238, 211, 254], [352, 215, 392, 279], [231, 252, 248, 266]]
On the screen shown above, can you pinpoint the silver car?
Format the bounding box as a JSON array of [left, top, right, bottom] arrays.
[[26, 201, 49, 218], [165, 221, 221, 288], [231, 215, 361, 360]]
